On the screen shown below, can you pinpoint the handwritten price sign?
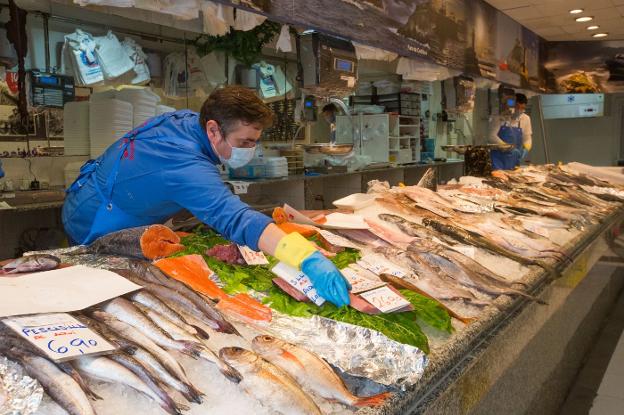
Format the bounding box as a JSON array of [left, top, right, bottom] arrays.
[[238, 245, 269, 265], [3, 313, 115, 362], [359, 286, 411, 313]]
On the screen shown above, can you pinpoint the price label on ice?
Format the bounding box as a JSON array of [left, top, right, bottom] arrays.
[[2, 313, 115, 362], [238, 245, 269, 265], [271, 262, 325, 306]]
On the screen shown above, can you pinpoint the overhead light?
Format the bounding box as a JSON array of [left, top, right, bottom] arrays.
[[575, 16, 593, 22], [569, 9, 584, 14], [592, 32, 608, 38], [587, 25, 599, 30]]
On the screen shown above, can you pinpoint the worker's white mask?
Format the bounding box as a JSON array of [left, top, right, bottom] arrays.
[[224, 141, 256, 169]]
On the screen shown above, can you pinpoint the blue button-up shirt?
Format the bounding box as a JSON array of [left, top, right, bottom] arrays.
[[62, 110, 272, 249]]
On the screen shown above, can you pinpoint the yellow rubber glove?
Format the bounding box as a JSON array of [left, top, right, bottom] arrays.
[[274, 232, 317, 269]]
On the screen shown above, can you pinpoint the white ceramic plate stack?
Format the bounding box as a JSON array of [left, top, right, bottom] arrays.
[[89, 98, 133, 158], [117, 88, 159, 128], [265, 157, 289, 178], [63, 101, 90, 156]]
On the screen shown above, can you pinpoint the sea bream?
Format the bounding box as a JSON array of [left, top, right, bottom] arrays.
[[219, 347, 322, 415], [251, 335, 391, 407]]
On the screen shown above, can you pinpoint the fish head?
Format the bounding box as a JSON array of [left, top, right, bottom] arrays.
[[251, 335, 287, 357], [219, 347, 259, 368]]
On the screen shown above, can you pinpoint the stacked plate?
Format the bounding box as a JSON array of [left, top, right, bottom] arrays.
[[63, 101, 90, 156], [89, 99, 133, 158], [117, 88, 159, 128], [265, 157, 289, 178]]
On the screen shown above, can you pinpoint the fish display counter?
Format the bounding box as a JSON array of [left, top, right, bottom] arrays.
[[1, 164, 623, 415]]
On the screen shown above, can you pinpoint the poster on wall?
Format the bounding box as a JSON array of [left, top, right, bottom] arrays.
[[215, 0, 547, 89], [546, 41, 624, 93]]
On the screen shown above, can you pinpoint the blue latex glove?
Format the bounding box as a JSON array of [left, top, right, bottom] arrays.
[[301, 251, 351, 307]]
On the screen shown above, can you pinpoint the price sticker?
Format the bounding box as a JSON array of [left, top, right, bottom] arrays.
[[238, 245, 269, 265], [359, 286, 411, 313], [226, 181, 250, 195], [271, 262, 325, 306], [340, 267, 386, 294], [2, 313, 115, 362]]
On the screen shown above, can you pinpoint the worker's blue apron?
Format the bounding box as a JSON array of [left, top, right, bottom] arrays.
[[490, 120, 523, 171], [66, 112, 177, 243]]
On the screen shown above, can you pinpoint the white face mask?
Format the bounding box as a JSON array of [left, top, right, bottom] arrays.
[[217, 136, 255, 169]]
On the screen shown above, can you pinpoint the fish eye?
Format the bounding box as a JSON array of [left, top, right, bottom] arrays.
[[263, 336, 272, 341]]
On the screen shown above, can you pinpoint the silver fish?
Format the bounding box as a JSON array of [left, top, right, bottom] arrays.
[[2, 347, 95, 415], [73, 356, 174, 412], [107, 352, 183, 415], [101, 297, 202, 357], [128, 290, 203, 338], [1, 254, 60, 274], [89, 310, 196, 395]]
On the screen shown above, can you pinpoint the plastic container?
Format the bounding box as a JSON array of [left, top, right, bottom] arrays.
[[332, 193, 376, 210], [423, 138, 436, 152], [420, 151, 435, 162], [228, 160, 266, 179]]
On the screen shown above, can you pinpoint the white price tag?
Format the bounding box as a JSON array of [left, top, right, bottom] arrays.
[[340, 267, 386, 294], [271, 262, 325, 306], [2, 313, 115, 362], [357, 254, 409, 279], [238, 245, 269, 265], [318, 230, 358, 249], [359, 286, 411, 313], [227, 181, 250, 195]]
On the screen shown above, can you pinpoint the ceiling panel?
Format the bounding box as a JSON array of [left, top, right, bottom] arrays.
[[484, 0, 624, 41]]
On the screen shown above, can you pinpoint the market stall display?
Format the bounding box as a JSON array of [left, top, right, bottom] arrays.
[[1, 164, 624, 415]]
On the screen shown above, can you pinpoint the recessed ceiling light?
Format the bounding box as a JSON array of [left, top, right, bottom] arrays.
[[592, 32, 608, 38], [569, 9, 584, 14], [575, 16, 593, 22], [587, 25, 599, 30]]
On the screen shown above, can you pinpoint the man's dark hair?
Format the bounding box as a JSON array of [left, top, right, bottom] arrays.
[[199, 85, 274, 135], [516, 93, 528, 105]]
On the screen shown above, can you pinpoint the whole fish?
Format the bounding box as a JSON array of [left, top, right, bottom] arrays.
[[408, 242, 545, 303], [1, 254, 60, 274], [73, 356, 177, 413], [89, 310, 199, 399], [378, 213, 452, 243], [102, 297, 203, 357], [132, 302, 242, 383], [128, 290, 204, 338], [130, 345, 202, 404], [0, 330, 102, 401], [121, 263, 239, 335], [1, 347, 95, 415], [373, 246, 485, 306], [422, 218, 556, 276], [252, 335, 391, 407], [74, 314, 139, 356], [107, 352, 183, 415], [379, 273, 477, 323], [219, 347, 321, 415]]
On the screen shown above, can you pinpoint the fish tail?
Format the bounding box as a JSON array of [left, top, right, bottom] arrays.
[[64, 245, 89, 256], [181, 385, 204, 404], [177, 340, 204, 358], [217, 359, 243, 384], [353, 391, 392, 407], [191, 324, 211, 339], [160, 393, 185, 415], [218, 320, 241, 336]]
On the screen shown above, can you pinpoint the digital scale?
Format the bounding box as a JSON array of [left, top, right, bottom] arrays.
[[29, 71, 75, 108]]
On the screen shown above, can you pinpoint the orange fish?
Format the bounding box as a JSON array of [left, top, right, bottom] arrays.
[[154, 254, 227, 301]]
